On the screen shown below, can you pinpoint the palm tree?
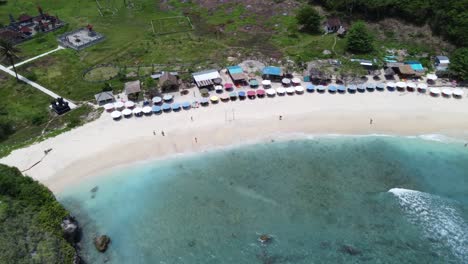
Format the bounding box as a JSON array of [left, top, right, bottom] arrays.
[[0, 39, 21, 81]]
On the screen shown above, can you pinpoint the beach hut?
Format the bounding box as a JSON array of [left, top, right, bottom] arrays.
[[163, 94, 174, 102], [227, 66, 247, 85], [104, 103, 114, 112], [215, 85, 223, 94], [210, 96, 219, 103], [337, 85, 346, 93], [152, 105, 162, 114], [262, 66, 283, 81], [452, 88, 464, 99], [295, 86, 304, 94], [220, 94, 230, 102], [386, 82, 396, 91], [122, 108, 132, 118], [266, 89, 276, 97], [132, 107, 143, 117], [262, 80, 272, 88], [286, 87, 295, 95], [125, 100, 135, 109], [200, 98, 210, 106], [328, 85, 337, 93], [291, 77, 301, 86], [182, 102, 191, 110], [152, 96, 162, 105], [306, 84, 315, 93], [247, 90, 256, 99], [430, 88, 441, 97], [111, 111, 122, 120], [229, 92, 238, 100], [442, 88, 453, 97], [224, 83, 234, 91], [376, 83, 386, 91], [124, 80, 141, 101], [142, 106, 152, 116], [114, 101, 125, 110], [94, 91, 114, 105], [276, 87, 286, 96], [366, 83, 376, 92], [282, 78, 292, 87], [238, 91, 246, 100], [162, 103, 172, 112], [417, 83, 427, 93], [256, 89, 266, 98], [317, 85, 326, 93], [192, 69, 221, 88], [172, 103, 181, 111], [347, 85, 357, 93], [407, 82, 416, 92], [396, 82, 406, 91], [357, 84, 366, 93]]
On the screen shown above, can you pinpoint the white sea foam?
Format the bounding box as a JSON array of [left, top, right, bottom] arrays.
[[389, 188, 468, 262]]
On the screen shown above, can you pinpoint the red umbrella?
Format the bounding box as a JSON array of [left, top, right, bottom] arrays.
[[256, 89, 265, 95], [247, 91, 256, 97], [225, 83, 233, 89]]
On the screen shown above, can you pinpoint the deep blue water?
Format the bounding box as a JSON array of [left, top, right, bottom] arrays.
[[59, 136, 468, 264]]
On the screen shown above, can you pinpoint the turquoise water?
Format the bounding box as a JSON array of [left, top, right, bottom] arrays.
[[59, 136, 468, 263]]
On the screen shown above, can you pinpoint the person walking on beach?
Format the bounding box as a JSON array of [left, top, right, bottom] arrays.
[[191, 116, 194, 121], [153, 130, 156, 136], [370, 118, 373, 125], [279, 115, 283, 120], [161, 131, 165, 136], [195, 137, 198, 143]]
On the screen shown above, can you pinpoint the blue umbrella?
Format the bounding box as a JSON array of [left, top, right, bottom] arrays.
[[182, 102, 191, 109], [162, 103, 171, 111], [152, 105, 161, 113], [238, 91, 246, 97], [317, 85, 326, 92], [172, 103, 181, 110], [347, 85, 357, 93], [328, 85, 337, 93], [152, 96, 162, 104], [229, 92, 237, 98], [306, 84, 315, 92], [337, 85, 346, 93]]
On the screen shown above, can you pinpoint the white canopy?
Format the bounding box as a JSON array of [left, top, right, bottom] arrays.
[[295, 86, 304, 92], [407, 83, 416, 89], [386, 82, 396, 88], [427, 74, 438, 81], [266, 89, 276, 95], [132, 107, 142, 114], [291, 77, 301, 84], [286, 87, 295, 93], [430, 88, 441, 94], [282, 78, 291, 84], [114, 101, 124, 109], [125, 101, 135, 108], [442, 88, 453, 96], [142, 106, 152, 114], [262, 80, 271, 86], [276, 87, 286, 94], [215, 85, 223, 91], [163, 94, 174, 101], [104, 103, 114, 111], [122, 109, 132, 116], [396, 82, 406, 89], [453, 88, 464, 96], [152, 97, 162, 103], [417, 83, 428, 90], [111, 111, 121, 119]]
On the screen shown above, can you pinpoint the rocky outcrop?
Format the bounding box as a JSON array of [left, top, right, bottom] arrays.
[[339, 244, 362, 256], [94, 235, 111, 252], [61, 216, 81, 243]]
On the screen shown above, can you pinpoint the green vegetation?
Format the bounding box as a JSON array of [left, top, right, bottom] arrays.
[[346, 21, 374, 54], [0, 39, 20, 80], [450, 48, 468, 80], [0, 164, 75, 263], [296, 6, 322, 34]]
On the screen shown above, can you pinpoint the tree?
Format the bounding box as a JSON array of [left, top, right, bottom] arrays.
[[296, 6, 322, 34], [346, 21, 374, 53], [0, 39, 20, 81], [449, 48, 468, 80]]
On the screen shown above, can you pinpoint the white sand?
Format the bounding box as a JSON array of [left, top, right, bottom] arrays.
[[1, 90, 468, 192]]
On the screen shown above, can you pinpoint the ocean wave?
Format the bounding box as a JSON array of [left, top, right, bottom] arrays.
[[389, 188, 468, 263]]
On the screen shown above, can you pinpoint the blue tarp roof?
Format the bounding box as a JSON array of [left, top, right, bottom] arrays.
[[227, 66, 243, 74], [405, 61, 424, 71], [262, 66, 282, 76]]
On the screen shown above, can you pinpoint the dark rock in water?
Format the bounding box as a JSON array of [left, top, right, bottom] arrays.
[[188, 240, 196, 247], [61, 216, 80, 243], [258, 234, 273, 244], [94, 235, 111, 252], [91, 186, 99, 193], [339, 244, 362, 256]]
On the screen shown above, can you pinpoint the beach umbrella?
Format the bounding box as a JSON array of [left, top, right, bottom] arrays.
[[276, 87, 286, 95], [114, 101, 124, 110], [407, 82, 416, 91], [163, 94, 174, 102], [266, 89, 276, 97], [442, 88, 453, 97], [357, 84, 366, 92], [337, 85, 346, 93], [262, 80, 271, 88], [110, 111, 121, 120], [220, 93, 230, 101], [104, 103, 114, 112], [328, 85, 337, 93], [238, 91, 246, 98], [200, 98, 210, 106], [182, 102, 191, 109], [162, 103, 172, 111], [125, 100, 135, 109], [172, 103, 181, 111], [282, 78, 291, 86], [427, 74, 438, 81], [316, 85, 326, 93], [366, 83, 376, 91], [417, 83, 428, 90], [430, 88, 441, 96], [229, 92, 237, 100], [256, 89, 266, 97], [295, 86, 304, 94], [376, 83, 386, 91], [224, 83, 234, 90], [210, 96, 219, 102], [453, 88, 464, 98], [286, 87, 295, 94], [247, 90, 256, 98], [306, 84, 315, 93], [132, 107, 143, 116], [200, 88, 209, 97], [122, 108, 132, 117], [215, 85, 223, 93], [291, 77, 301, 86], [152, 105, 162, 113], [347, 85, 357, 93], [396, 82, 406, 90], [386, 82, 396, 89], [142, 106, 152, 115], [152, 96, 162, 104]]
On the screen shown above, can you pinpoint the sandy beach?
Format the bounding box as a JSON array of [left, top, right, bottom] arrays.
[[1, 90, 468, 192]]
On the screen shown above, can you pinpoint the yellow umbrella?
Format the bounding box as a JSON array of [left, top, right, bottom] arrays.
[[210, 96, 219, 102]]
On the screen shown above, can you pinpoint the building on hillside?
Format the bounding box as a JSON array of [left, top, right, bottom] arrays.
[[434, 56, 450, 71], [94, 91, 114, 105], [192, 69, 222, 88], [159, 72, 179, 92], [262, 66, 283, 81], [124, 80, 141, 100], [227, 65, 247, 85]]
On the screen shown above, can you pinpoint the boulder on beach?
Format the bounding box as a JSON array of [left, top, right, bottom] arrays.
[[94, 235, 111, 252], [61, 216, 80, 243]]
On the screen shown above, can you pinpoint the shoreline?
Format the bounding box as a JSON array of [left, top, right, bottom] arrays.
[[1, 91, 468, 193]]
